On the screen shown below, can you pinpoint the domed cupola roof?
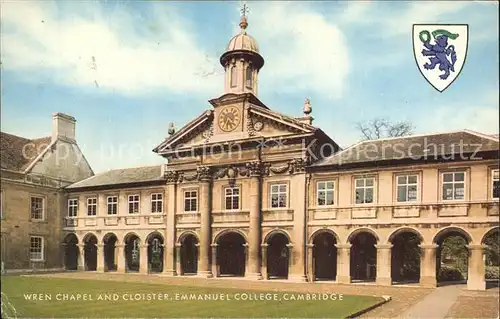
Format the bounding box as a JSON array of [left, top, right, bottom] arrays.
[[220, 15, 264, 70]]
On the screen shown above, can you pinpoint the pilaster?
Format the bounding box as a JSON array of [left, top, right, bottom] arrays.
[[116, 244, 126, 273], [467, 244, 486, 291], [375, 244, 392, 286], [139, 243, 148, 274], [96, 244, 104, 272], [261, 244, 268, 280], [419, 244, 438, 288], [335, 244, 351, 284]]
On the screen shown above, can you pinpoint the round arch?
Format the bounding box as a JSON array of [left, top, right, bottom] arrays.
[[432, 226, 473, 244], [346, 227, 380, 244], [63, 233, 79, 244], [123, 232, 142, 244], [146, 231, 164, 243], [309, 228, 340, 245], [102, 232, 119, 245], [481, 226, 500, 244], [263, 229, 292, 245], [177, 231, 200, 245], [213, 229, 248, 245], [82, 232, 98, 243], [388, 227, 425, 244]]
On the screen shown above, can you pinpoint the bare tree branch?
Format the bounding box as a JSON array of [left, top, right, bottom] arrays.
[[356, 117, 414, 140]]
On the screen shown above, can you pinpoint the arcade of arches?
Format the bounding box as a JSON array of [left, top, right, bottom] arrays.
[[63, 226, 498, 290]]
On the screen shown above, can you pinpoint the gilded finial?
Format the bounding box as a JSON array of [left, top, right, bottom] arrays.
[[303, 98, 312, 115], [239, 2, 249, 31]]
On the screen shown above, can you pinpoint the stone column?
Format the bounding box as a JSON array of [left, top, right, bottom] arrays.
[[116, 244, 126, 273], [261, 244, 268, 280], [467, 244, 486, 291], [139, 243, 149, 274], [197, 166, 213, 278], [289, 165, 307, 282], [335, 244, 351, 284], [175, 244, 182, 276], [96, 244, 104, 272], [77, 244, 85, 271], [247, 162, 262, 279], [211, 244, 218, 277], [375, 244, 392, 286], [164, 179, 177, 276], [61, 243, 67, 270], [307, 244, 314, 282], [419, 244, 438, 287]]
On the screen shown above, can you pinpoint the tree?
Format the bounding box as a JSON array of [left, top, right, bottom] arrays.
[[356, 117, 414, 140]]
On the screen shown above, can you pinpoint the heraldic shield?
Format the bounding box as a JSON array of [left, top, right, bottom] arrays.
[[413, 24, 469, 92]]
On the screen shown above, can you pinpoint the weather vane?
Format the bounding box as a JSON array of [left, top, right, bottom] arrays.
[[240, 2, 249, 17]]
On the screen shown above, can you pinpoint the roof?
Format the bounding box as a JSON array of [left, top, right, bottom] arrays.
[[66, 165, 164, 189], [0, 132, 52, 172], [312, 130, 499, 167]]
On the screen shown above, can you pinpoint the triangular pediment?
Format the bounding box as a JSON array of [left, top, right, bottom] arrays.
[[153, 97, 328, 156]]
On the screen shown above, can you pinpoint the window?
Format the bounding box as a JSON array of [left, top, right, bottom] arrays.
[[68, 199, 78, 217], [128, 195, 140, 214], [270, 184, 287, 208], [184, 190, 198, 212], [107, 196, 118, 215], [151, 193, 163, 213], [225, 187, 240, 210], [355, 177, 374, 204], [317, 181, 334, 206], [396, 175, 418, 202], [442, 171, 465, 200], [30, 236, 44, 261], [30, 196, 44, 220], [152, 238, 161, 253], [230, 66, 237, 87], [245, 66, 253, 88], [493, 169, 500, 199], [87, 197, 97, 216]]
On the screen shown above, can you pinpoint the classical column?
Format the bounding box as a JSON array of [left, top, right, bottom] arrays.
[[164, 176, 177, 276], [261, 244, 268, 280], [419, 244, 438, 287], [175, 244, 182, 276], [96, 244, 104, 272], [211, 244, 218, 277], [335, 244, 351, 284], [77, 244, 85, 271], [197, 166, 213, 278], [139, 243, 149, 274], [288, 160, 308, 282], [116, 244, 126, 273], [467, 244, 486, 291], [246, 161, 262, 279], [307, 244, 314, 282], [375, 244, 392, 286]]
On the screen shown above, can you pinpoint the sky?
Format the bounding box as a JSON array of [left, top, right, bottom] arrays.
[[1, 0, 499, 173]]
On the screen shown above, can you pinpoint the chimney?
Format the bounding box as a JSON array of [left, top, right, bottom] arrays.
[[52, 113, 76, 142]]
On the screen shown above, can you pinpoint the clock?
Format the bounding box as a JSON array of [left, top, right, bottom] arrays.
[[218, 106, 241, 132]]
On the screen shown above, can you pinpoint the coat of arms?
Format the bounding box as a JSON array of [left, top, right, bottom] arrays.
[[413, 24, 469, 92]]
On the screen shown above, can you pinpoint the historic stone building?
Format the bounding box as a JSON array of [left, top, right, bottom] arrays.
[[2, 13, 499, 291], [0, 113, 93, 271]]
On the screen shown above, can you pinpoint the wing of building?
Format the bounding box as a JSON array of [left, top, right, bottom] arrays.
[[1, 12, 498, 291]]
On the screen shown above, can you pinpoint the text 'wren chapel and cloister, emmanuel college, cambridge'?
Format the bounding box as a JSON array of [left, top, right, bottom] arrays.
[[0, 12, 499, 292]]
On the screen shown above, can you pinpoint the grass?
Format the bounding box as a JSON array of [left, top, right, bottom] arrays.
[[1, 275, 383, 318]]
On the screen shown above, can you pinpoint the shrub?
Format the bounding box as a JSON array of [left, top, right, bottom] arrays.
[[438, 266, 464, 281], [485, 266, 500, 280]]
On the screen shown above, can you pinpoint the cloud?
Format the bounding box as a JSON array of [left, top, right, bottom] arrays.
[[0, 1, 222, 97], [244, 2, 350, 99]]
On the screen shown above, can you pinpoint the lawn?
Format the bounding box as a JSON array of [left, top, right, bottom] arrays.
[[1, 276, 383, 318]]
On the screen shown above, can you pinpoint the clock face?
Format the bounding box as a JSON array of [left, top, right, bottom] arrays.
[[218, 106, 241, 132]]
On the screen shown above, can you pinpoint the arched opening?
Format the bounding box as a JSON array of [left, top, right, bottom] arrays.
[[63, 233, 79, 271], [217, 232, 246, 277], [390, 230, 421, 284], [124, 234, 141, 272], [435, 228, 470, 284], [312, 231, 337, 281], [482, 227, 500, 285], [266, 232, 290, 279], [83, 234, 98, 271], [103, 233, 118, 272], [230, 66, 237, 87], [180, 234, 198, 275], [147, 233, 164, 273], [245, 66, 253, 88], [350, 231, 377, 282]]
